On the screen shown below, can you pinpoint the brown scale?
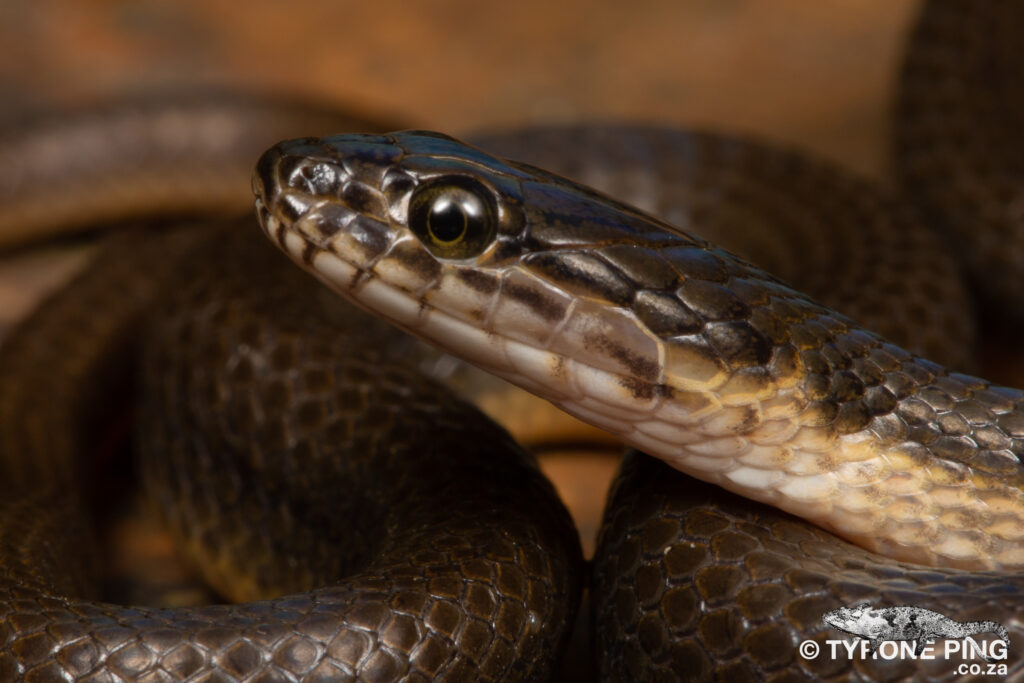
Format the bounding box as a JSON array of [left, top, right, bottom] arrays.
[[0, 226, 582, 681], [475, 125, 975, 373], [256, 119, 1024, 677], [247, 111, 1024, 677], [593, 453, 1023, 682], [474, 1, 1024, 676], [4, 2, 1024, 675], [473, 127, 1024, 479]]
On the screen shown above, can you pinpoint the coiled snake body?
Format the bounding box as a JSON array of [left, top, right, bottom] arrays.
[[3, 1, 1024, 680]]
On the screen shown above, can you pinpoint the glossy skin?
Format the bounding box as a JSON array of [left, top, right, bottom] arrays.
[[254, 128, 1024, 680], [255, 131, 1024, 571], [471, 126, 975, 373], [0, 117, 582, 681], [593, 453, 1021, 681], [3, 2, 1024, 679]]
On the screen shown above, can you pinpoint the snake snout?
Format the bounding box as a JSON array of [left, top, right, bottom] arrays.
[[253, 137, 404, 294]]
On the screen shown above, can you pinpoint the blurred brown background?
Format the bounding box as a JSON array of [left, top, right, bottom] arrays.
[[2, 1, 917, 176]]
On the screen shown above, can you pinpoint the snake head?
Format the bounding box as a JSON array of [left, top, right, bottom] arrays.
[[253, 129, 815, 460], [253, 130, 705, 384], [254, 132, 531, 366], [253, 131, 527, 273]]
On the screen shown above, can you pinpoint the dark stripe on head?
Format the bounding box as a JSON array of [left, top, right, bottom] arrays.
[[584, 333, 659, 382], [504, 283, 568, 323]]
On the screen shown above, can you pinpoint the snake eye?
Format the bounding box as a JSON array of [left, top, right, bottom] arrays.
[[409, 177, 496, 259]]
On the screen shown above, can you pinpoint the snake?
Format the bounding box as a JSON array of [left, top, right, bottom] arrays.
[[2, 0, 1024, 680]]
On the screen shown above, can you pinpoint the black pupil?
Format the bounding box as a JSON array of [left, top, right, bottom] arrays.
[[428, 197, 467, 242]]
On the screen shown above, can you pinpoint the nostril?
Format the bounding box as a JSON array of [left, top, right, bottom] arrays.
[[300, 162, 342, 196]]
